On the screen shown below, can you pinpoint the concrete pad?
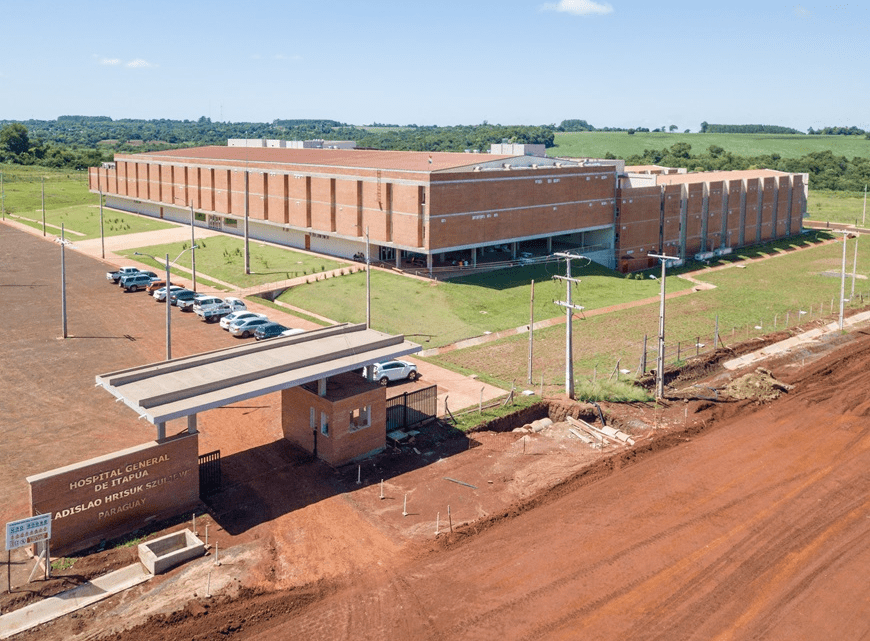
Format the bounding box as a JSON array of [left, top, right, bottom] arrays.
[[723, 310, 870, 370], [0, 563, 151, 639]]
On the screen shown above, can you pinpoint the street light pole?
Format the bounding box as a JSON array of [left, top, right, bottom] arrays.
[[648, 253, 679, 400], [190, 202, 197, 292], [165, 253, 172, 360]]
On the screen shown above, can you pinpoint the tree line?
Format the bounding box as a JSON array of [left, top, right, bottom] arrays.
[[624, 142, 870, 192]]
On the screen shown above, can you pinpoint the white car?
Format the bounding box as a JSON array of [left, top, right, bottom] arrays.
[[152, 285, 185, 302], [228, 317, 271, 338], [220, 310, 266, 330], [364, 360, 420, 386]]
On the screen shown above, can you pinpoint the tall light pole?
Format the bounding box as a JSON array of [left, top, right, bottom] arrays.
[[648, 253, 679, 399], [61, 224, 67, 339], [365, 227, 371, 328], [190, 202, 197, 292], [99, 189, 105, 259], [135, 246, 197, 360]]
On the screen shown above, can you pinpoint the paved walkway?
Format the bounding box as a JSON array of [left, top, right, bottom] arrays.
[[0, 563, 151, 639]]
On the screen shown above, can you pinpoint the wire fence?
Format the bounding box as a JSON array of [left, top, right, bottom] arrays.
[[526, 290, 870, 392]]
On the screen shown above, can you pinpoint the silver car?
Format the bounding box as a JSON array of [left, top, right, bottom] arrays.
[[220, 310, 266, 330], [228, 317, 271, 338]]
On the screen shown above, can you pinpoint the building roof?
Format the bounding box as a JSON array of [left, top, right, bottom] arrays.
[[136, 146, 512, 173], [655, 169, 792, 185], [124, 145, 578, 174], [95, 324, 421, 424]]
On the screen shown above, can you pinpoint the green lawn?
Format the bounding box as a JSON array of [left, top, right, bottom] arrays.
[[9, 204, 177, 239], [0, 165, 94, 213], [430, 234, 870, 391], [277, 259, 695, 348], [117, 235, 347, 289], [806, 190, 869, 226], [550, 132, 870, 161]]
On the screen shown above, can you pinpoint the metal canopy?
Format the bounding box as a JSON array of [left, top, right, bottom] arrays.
[[95, 323, 421, 424]]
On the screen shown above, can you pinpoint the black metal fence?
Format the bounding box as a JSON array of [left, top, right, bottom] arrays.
[[198, 450, 221, 497], [386, 385, 438, 431]]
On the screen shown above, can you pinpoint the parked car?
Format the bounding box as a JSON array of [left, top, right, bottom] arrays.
[[220, 310, 265, 330], [192, 296, 224, 312], [228, 317, 271, 338], [254, 322, 289, 341], [364, 360, 420, 386], [106, 266, 139, 283], [177, 293, 212, 312], [194, 298, 245, 323], [146, 279, 167, 293], [118, 270, 157, 288], [120, 272, 159, 292], [169, 289, 196, 307], [153, 285, 185, 302]]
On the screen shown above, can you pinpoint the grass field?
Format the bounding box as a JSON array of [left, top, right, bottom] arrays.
[[550, 132, 870, 160], [117, 235, 346, 290], [430, 233, 870, 392], [277, 259, 696, 348], [0, 165, 94, 213], [806, 190, 869, 226]]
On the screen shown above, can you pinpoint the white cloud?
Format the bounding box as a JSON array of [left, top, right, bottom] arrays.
[[542, 0, 614, 16], [126, 59, 155, 69], [98, 57, 121, 66], [794, 5, 810, 18]]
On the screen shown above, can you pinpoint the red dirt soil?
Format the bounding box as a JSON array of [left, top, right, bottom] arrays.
[[4, 221, 870, 640]]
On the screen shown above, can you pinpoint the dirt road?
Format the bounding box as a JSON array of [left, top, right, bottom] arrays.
[[95, 334, 870, 641]]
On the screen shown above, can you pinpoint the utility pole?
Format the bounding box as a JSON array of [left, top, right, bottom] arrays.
[[61, 225, 67, 339], [1, 172, 5, 220], [553, 253, 585, 400], [99, 189, 105, 259], [851, 234, 859, 299], [42, 177, 46, 236], [365, 227, 371, 328], [863, 184, 867, 228], [165, 253, 172, 359], [648, 253, 679, 399], [244, 171, 250, 275], [838, 231, 850, 331], [190, 202, 197, 292], [527, 280, 535, 385]]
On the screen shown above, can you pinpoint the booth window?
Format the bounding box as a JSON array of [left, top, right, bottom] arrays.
[[349, 405, 371, 432], [320, 411, 329, 436]]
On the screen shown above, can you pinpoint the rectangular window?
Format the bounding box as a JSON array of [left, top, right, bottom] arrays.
[[349, 405, 371, 432], [224, 218, 238, 228], [320, 411, 329, 436], [309, 407, 315, 430]]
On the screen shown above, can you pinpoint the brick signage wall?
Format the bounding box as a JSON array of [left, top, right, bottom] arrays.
[[27, 433, 200, 556]]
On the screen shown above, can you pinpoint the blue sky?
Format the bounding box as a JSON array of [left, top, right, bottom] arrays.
[[2, 1, 868, 131]]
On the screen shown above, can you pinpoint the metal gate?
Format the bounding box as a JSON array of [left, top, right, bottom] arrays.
[[386, 385, 437, 431], [198, 450, 221, 497]]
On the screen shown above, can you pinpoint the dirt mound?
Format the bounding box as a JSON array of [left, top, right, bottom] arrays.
[[721, 367, 794, 401]]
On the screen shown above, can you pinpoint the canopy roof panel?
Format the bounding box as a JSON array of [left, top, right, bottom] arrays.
[[96, 324, 421, 424]]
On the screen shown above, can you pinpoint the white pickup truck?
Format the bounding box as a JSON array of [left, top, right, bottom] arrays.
[[194, 297, 247, 322], [107, 266, 139, 283]]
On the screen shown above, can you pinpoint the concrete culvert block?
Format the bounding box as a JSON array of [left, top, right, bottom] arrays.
[[138, 529, 205, 575]]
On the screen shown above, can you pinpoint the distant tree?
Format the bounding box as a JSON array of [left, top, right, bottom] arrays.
[[0, 123, 30, 155], [669, 125, 678, 132], [708, 145, 725, 157], [700, 121, 709, 133], [627, 129, 636, 135], [684, 129, 690, 133]]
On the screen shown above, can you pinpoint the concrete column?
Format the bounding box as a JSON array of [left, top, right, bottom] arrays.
[[471, 248, 477, 268], [187, 413, 198, 434], [156, 422, 166, 441], [395, 251, 401, 269], [318, 378, 327, 396], [511, 242, 518, 259], [547, 237, 553, 253]]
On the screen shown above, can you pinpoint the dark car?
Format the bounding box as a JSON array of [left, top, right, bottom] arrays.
[[254, 322, 290, 341], [169, 289, 196, 307]]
